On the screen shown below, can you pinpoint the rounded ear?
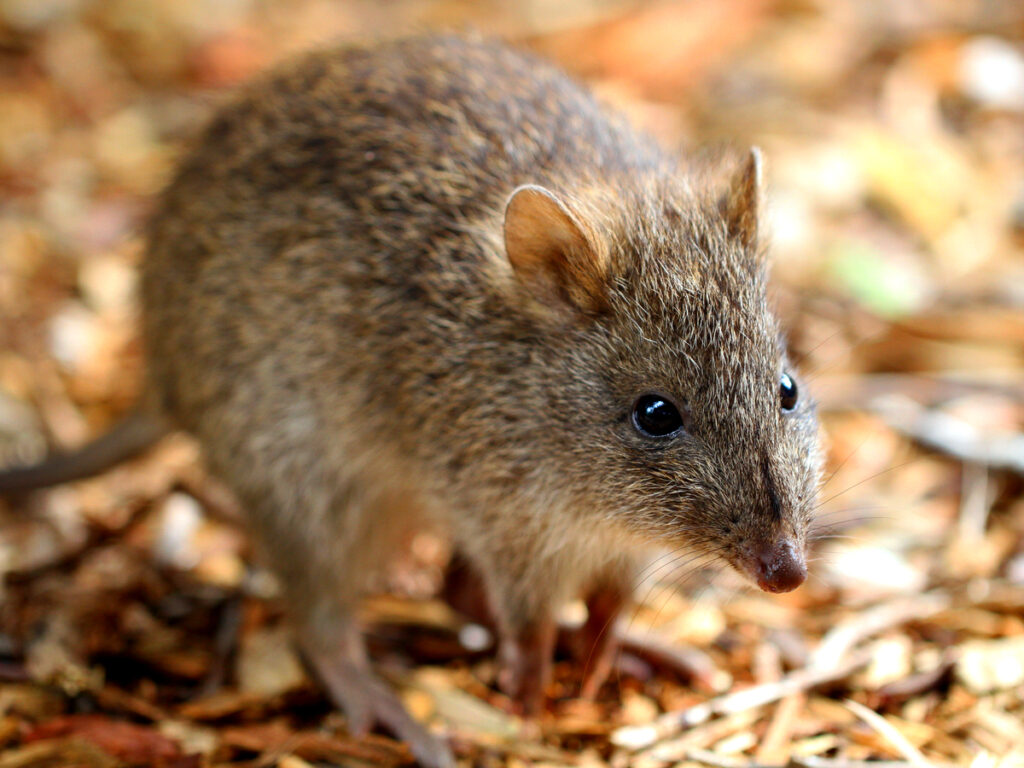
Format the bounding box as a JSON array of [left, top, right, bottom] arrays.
[[718, 146, 763, 248], [503, 185, 608, 314]]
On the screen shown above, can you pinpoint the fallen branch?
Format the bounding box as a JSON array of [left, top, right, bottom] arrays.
[[814, 374, 1024, 413], [871, 394, 1024, 475], [811, 591, 951, 670], [618, 626, 731, 694], [794, 756, 962, 768], [613, 591, 953, 752], [611, 649, 871, 750], [683, 748, 963, 768], [842, 699, 932, 768], [684, 748, 778, 768]]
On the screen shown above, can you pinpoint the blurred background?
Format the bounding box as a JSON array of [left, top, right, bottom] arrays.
[[0, 1, 1022, 766]]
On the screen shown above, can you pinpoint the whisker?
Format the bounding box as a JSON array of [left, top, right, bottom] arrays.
[[630, 547, 699, 610], [630, 545, 692, 590], [649, 554, 718, 630], [631, 549, 709, 614], [792, 328, 845, 371], [811, 512, 890, 529], [813, 504, 892, 518], [801, 323, 892, 383], [820, 435, 872, 490], [639, 552, 718, 632], [623, 550, 707, 648], [810, 512, 892, 532], [808, 533, 862, 544], [614, 549, 720, 689], [664, 556, 728, 618], [813, 459, 915, 510]]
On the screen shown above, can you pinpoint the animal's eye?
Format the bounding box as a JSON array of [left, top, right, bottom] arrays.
[[779, 372, 798, 411], [632, 395, 685, 438]]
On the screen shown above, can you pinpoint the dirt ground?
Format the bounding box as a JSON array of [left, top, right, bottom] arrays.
[[0, 1, 1023, 766]]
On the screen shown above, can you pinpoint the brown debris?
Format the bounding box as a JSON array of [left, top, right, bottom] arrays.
[[1, 1, 1023, 766]]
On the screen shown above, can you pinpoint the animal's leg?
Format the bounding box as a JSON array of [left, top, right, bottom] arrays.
[[455, 540, 566, 717], [440, 549, 493, 626], [443, 549, 630, 710], [224, 445, 453, 767], [443, 550, 556, 712], [299, 608, 454, 768], [573, 574, 631, 699], [496, 613, 558, 716]]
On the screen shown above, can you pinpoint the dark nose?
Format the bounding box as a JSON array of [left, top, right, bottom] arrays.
[[754, 539, 807, 593]]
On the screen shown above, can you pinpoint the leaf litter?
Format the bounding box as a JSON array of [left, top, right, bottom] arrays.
[[0, 0, 1023, 766]]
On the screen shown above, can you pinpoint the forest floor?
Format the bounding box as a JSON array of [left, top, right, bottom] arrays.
[[0, 1, 1023, 766]]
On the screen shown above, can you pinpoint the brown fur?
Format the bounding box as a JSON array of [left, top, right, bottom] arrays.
[[4, 35, 823, 763]]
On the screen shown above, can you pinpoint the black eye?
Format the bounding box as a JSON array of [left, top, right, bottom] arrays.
[[779, 372, 798, 411], [632, 395, 685, 438]]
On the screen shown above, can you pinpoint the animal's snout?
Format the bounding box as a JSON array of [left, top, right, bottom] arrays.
[[753, 538, 806, 593]]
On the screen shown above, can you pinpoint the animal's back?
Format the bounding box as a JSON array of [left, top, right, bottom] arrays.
[[138, 35, 686, 538], [141, 36, 666, 441], [143, 34, 661, 287]]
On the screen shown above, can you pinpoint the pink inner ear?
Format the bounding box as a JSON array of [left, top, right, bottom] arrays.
[[503, 185, 607, 313]]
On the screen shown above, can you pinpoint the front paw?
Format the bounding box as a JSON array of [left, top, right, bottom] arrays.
[[496, 617, 557, 716]]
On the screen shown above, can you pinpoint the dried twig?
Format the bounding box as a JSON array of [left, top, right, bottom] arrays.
[[614, 591, 955, 752], [842, 699, 933, 768], [682, 749, 963, 768], [611, 649, 872, 750], [755, 691, 805, 764], [814, 374, 1024, 412], [871, 394, 1024, 475], [684, 748, 778, 768], [958, 461, 991, 541], [876, 652, 957, 701], [794, 758, 963, 768], [618, 626, 731, 693], [811, 591, 951, 670]]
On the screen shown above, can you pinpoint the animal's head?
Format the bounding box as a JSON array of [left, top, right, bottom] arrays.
[[503, 149, 822, 592]]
